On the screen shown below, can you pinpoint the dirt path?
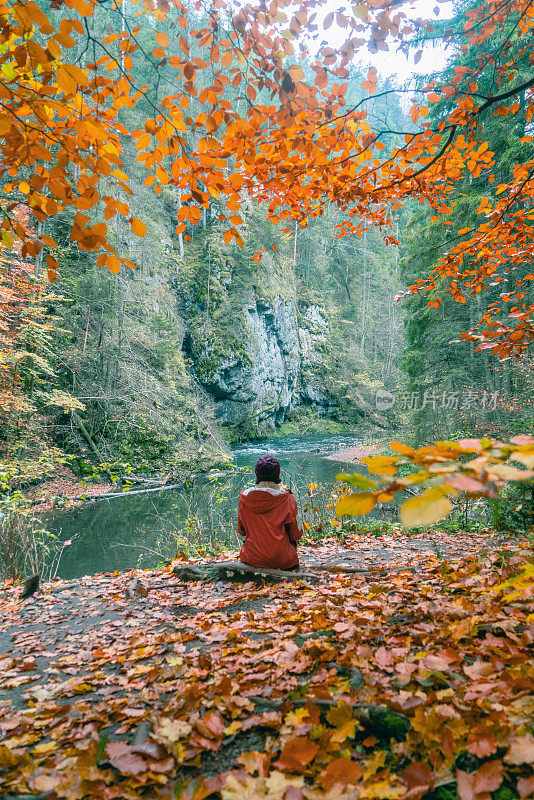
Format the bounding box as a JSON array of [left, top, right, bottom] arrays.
[[0, 531, 530, 800], [0, 532, 499, 664]]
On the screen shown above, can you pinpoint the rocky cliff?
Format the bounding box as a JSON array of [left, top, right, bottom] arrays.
[[203, 297, 299, 425], [188, 292, 340, 430], [175, 216, 376, 436]]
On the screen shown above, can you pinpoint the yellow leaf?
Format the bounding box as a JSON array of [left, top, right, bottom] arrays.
[[224, 720, 242, 735], [336, 492, 377, 517], [285, 706, 311, 726], [0, 745, 30, 769], [155, 718, 192, 743], [360, 777, 405, 799], [487, 463, 533, 481], [57, 64, 88, 94], [398, 470, 429, 485], [361, 456, 398, 476], [400, 487, 452, 528], [2, 63, 16, 81], [72, 682, 93, 694], [222, 771, 303, 800], [326, 701, 357, 742], [336, 472, 378, 490], [32, 741, 56, 755], [363, 749, 386, 780], [290, 65, 305, 80]]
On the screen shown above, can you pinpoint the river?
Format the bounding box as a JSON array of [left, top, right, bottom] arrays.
[[47, 433, 369, 580]]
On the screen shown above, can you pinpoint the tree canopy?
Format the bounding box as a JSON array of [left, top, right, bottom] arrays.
[[1, 0, 533, 359]]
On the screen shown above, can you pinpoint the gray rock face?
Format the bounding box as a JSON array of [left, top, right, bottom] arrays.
[[299, 304, 328, 365], [197, 298, 300, 426], [298, 305, 331, 410], [191, 298, 338, 427]]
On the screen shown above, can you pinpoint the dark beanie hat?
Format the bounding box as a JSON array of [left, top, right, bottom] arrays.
[[255, 454, 281, 483]]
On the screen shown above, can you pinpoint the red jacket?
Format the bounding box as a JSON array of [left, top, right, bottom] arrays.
[[238, 486, 303, 570]]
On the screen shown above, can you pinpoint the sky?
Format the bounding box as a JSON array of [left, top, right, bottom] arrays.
[[321, 0, 455, 90]]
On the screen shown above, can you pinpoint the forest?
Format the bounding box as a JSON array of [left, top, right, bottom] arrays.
[[0, 0, 533, 797]]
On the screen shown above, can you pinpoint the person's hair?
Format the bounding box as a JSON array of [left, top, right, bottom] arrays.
[[255, 454, 281, 484]]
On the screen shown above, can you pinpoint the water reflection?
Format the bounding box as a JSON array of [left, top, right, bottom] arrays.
[[47, 433, 366, 580]]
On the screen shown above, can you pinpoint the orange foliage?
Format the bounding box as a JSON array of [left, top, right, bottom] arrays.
[[336, 436, 534, 526], [0, 0, 533, 355], [0, 206, 41, 431]]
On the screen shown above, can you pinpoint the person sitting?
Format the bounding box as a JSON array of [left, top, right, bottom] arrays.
[[238, 454, 303, 571]]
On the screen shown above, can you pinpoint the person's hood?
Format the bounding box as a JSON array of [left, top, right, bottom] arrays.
[[240, 488, 291, 514]]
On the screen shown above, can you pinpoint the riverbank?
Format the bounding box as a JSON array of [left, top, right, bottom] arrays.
[[1, 530, 532, 800], [20, 460, 232, 515], [14, 418, 386, 518], [25, 465, 115, 513], [19, 425, 375, 515], [325, 441, 389, 462]]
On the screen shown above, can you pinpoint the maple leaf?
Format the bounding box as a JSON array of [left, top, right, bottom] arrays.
[[0, 744, 30, 770], [360, 776, 405, 799], [154, 717, 192, 743], [326, 701, 358, 742], [221, 770, 304, 799], [274, 736, 318, 771], [238, 750, 272, 777], [318, 757, 363, 790]]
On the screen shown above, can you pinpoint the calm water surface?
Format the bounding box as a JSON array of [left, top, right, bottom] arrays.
[[47, 433, 368, 580]]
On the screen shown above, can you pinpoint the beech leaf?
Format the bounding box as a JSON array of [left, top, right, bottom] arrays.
[[400, 488, 452, 528]]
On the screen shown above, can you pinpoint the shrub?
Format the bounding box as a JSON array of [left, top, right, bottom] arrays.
[[0, 493, 67, 581]]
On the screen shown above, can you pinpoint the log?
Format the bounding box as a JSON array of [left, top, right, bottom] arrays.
[[1, 795, 52, 800], [171, 565, 206, 581], [126, 578, 148, 598], [20, 574, 39, 599], [310, 564, 382, 575], [86, 482, 185, 502], [72, 410, 104, 463], [476, 621, 525, 637], [172, 561, 318, 583], [248, 696, 410, 740]]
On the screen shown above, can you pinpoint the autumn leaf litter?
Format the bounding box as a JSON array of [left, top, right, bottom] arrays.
[[0, 531, 533, 800]]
